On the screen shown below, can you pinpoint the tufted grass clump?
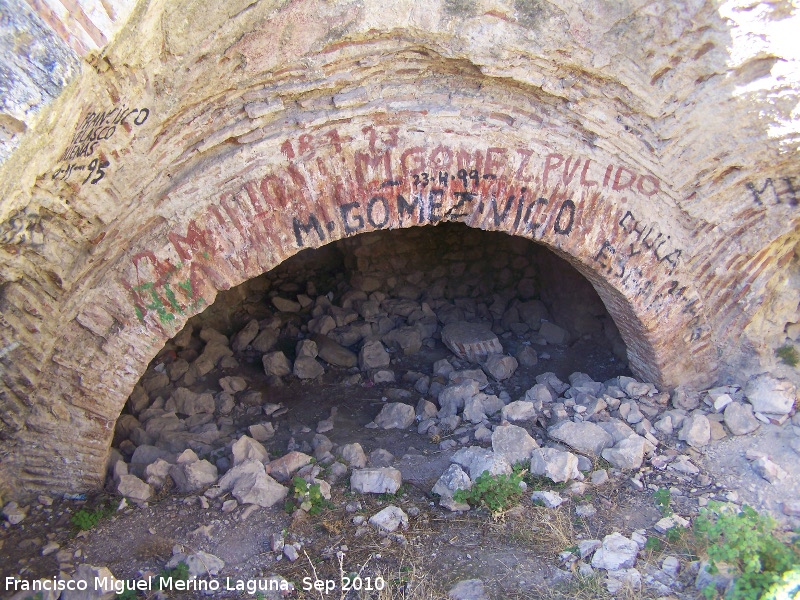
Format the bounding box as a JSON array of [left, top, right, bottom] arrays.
[[694, 502, 800, 599]]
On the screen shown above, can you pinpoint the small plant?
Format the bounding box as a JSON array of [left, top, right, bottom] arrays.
[[71, 501, 115, 531], [155, 562, 190, 591], [645, 536, 663, 552], [453, 470, 524, 514], [776, 344, 799, 367], [653, 487, 672, 517], [287, 476, 333, 515], [378, 483, 408, 502], [694, 502, 800, 599]]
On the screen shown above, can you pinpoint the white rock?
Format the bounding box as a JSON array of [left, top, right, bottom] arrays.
[[263, 351, 292, 377], [451, 446, 511, 480], [548, 421, 614, 456], [2, 501, 26, 525], [167, 550, 225, 576], [369, 505, 409, 532], [447, 579, 488, 600], [232, 435, 269, 466], [350, 468, 402, 494], [374, 403, 415, 429], [218, 460, 288, 507], [678, 414, 711, 448], [267, 451, 312, 482], [491, 424, 539, 466], [531, 490, 563, 508], [752, 456, 788, 483], [500, 400, 536, 422], [359, 340, 391, 370], [601, 435, 648, 470], [529, 448, 580, 483], [723, 402, 761, 435], [61, 565, 118, 600], [481, 353, 518, 381], [744, 373, 797, 414], [117, 474, 153, 502], [591, 532, 639, 570], [341, 443, 367, 468], [432, 464, 472, 497]]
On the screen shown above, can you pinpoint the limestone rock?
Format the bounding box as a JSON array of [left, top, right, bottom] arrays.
[[272, 296, 301, 312], [267, 451, 312, 482], [2, 501, 26, 525], [744, 374, 797, 414], [752, 456, 788, 483], [462, 395, 487, 423], [678, 414, 711, 448], [482, 353, 518, 381], [373, 402, 415, 429], [539, 321, 568, 345], [452, 446, 512, 480], [219, 375, 247, 393], [218, 460, 288, 507], [531, 490, 563, 508], [293, 356, 325, 379], [296, 339, 318, 358], [359, 340, 391, 370], [117, 474, 153, 501], [263, 351, 292, 377], [251, 327, 279, 353], [172, 388, 214, 416], [350, 468, 403, 494], [368, 505, 408, 532], [169, 459, 218, 493], [591, 532, 639, 570], [529, 448, 580, 483], [548, 421, 614, 456], [167, 549, 225, 576], [232, 435, 269, 466], [432, 463, 472, 497], [601, 435, 648, 470], [341, 443, 367, 468], [441, 322, 503, 362], [438, 380, 481, 417], [501, 400, 537, 422], [491, 424, 539, 466], [723, 402, 761, 435], [232, 319, 259, 352]]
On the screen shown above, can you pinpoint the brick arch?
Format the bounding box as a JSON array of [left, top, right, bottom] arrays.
[[3, 0, 798, 500]]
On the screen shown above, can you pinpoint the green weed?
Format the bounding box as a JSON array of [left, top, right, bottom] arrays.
[[694, 502, 800, 599], [453, 470, 525, 514], [653, 487, 672, 517], [287, 476, 333, 515], [71, 501, 115, 531]]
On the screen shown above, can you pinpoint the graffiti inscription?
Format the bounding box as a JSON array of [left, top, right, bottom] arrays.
[[0, 209, 45, 246], [746, 176, 798, 206], [58, 104, 150, 163]]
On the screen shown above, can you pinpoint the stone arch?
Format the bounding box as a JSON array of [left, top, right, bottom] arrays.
[[2, 0, 798, 500]]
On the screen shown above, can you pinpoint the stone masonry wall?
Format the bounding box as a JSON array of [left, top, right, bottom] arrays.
[[0, 0, 798, 500]]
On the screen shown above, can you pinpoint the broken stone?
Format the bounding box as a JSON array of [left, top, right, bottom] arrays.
[[293, 356, 325, 379], [374, 402, 415, 429], [2, 501, 26, 525], [481, 353, 518, 381], [359, 339, 391, 370], [249, 422, 275, 442], [267, 451, 312, 482], [721, 402, 761, 435], [296, 339, 318, 358], [452, 446, 512, 479], [272, 296, 301, 312], [491, 424, 539, 466], [416, 398, 438, 420], [369, 448, 394, 467], [548, 421, 614, 456], [251, 327, 279, 353], [350, 468, 403, 494], [232, 319, 259, 352], [601, 435, 648, 470], [501, 400, 537, 422], [678, 414, 711, 448], [441, 322, 503, 362], [310, 333, 358, 367], [591, 532, 639, 570], [531, 490, 563, 508], [171, 388, 215, 416], [529, 448, 580, 483], [432, 464, 472, 497], [752, 456, 788, 483], [232, 436, 269, 466], [671, 388, 700, 410], [341, 443, 368, 468], [218, 460, 288, 507], [117, 474, 153, 502], [539, 321, 568, 345], [462, 395, 487, 423], [438, 380, 481, 417], [744, 373, 797, 414], [369, 505, 408, 532], [263, 351, 292, 377], [516, 346, 538, 367], [219, 376, 247, 394], [169, 459, 218, 493]]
